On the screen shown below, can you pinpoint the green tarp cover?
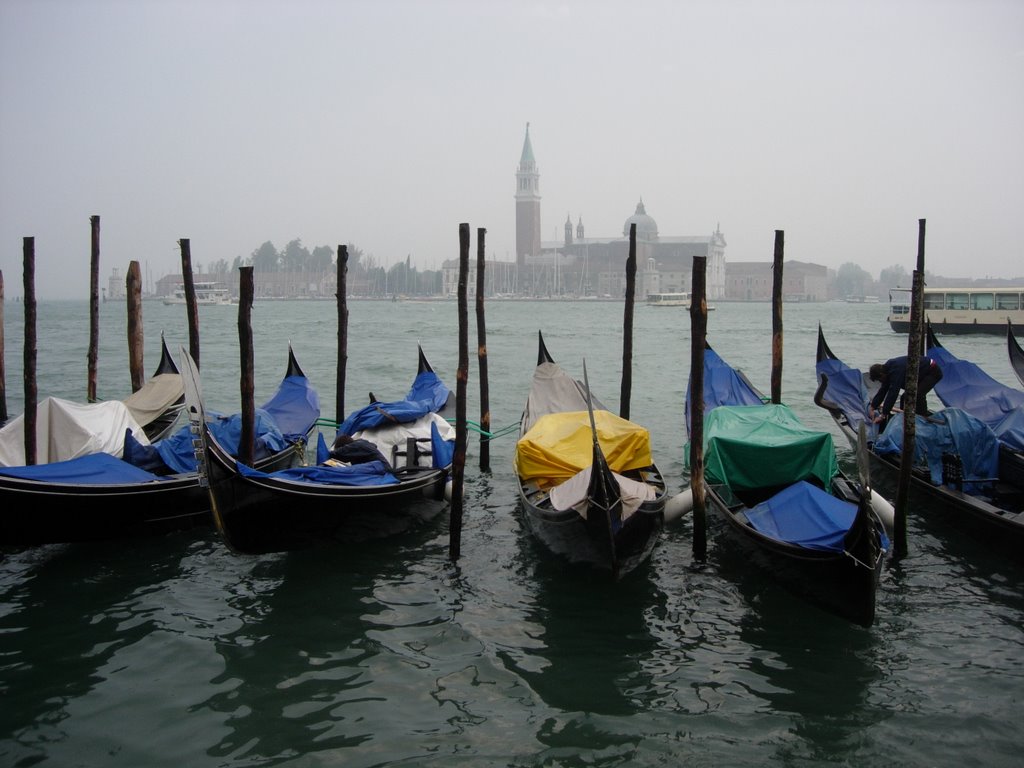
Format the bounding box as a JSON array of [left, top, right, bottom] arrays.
[[704, 404, 838, 491]]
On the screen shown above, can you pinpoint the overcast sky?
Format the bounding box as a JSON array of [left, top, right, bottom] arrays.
[[1, 0, 1022, 299]]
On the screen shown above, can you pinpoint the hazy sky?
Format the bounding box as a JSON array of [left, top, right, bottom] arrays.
[[2, 0, 1022, 299]]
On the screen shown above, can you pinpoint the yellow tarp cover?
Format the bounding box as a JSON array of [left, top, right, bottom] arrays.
[[515, 409, 652, 489]]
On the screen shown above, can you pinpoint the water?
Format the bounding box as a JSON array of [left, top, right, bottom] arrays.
[[1, 298, 1022, 767]]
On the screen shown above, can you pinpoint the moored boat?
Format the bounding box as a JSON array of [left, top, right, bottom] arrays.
[[690, 341, 889, 627], [815, 324, 1024, 563], [1009, 320, 1024, 388], [514, 332, 667, 579], [184, 346, 455, 555], [0, 346, 318, 546]]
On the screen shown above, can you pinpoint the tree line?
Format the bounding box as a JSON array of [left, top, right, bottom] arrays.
[[198, 239, 444, 296]]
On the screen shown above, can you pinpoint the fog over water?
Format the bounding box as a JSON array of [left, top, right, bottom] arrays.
[[1, 0, 1022, 299]]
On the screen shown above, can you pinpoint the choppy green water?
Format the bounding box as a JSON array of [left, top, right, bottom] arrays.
[[1, 298, 1022, 767]]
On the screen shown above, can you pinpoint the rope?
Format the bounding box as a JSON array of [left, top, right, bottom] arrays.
[[448, 419, 520, 441]]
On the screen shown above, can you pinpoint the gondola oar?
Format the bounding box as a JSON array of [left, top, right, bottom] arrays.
[[582, 359, 624, 579]]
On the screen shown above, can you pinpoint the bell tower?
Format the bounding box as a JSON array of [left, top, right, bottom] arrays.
[[515, 123, 541, 278]]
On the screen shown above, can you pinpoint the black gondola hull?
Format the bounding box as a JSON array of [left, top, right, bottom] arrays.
[[202, 421, 448, 555], [705, 482, 882, 628], [518, 490, 665, 577]]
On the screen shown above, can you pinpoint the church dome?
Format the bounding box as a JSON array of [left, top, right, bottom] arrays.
[[623, 199, 658, 241]]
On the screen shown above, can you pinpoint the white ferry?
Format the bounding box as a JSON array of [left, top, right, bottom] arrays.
[[646, 292, 716, 310], [887, 286, 1024, 334], [163, 282, 232, 306]]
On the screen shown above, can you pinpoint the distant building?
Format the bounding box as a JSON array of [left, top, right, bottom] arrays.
[[725, 260, 828, 302], [484, 124, 727, 299]]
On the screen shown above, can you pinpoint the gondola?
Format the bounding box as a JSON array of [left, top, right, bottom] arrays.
[[122, 334, 186, 442], [688, 341, 888, 627], [182, 346, 456, 555], [925, 322, 1024, 487], [0, 345, 319, 546], [1009, 320, 1024, 389], [513, 332, 666, 579], [815, 324, 1024, 563]]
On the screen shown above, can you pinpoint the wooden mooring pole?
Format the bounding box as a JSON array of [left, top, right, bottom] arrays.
[[23, 237, 37, 465], [620, 223, 637, 420], [237, 266, 256, 467], [689, 255, 708, 561], [336, 245, 349, 425], [771, 230, 784, 405], [179, 238, 200, 370], [893, 219, 926, 558], [449, 223, 470, 563], [475, 227, 491, 472], [88, 215, 100, 402], [126, 260, 145, 392]]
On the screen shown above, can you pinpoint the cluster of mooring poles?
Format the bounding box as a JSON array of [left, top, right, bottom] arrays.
[[2, 215, 928, 563]]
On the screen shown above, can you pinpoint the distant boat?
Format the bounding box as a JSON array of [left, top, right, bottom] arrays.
[[645, 292, 715, 310], [163, 282, 231, 306], [844, 295, 879, 303], [887, 286, 1024, 334]]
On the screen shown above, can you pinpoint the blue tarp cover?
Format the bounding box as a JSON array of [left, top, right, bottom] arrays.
[[746, 480, 861, 552], [337, 371, 450, 435], [0, 451, 166, 485], [236, 458, 398, 486], [816, 356, 877, 439], [927, 345, 1024, 452], [140, 409, 289, 474], [686, 346, 764, 433], [874, 407, 1000, 491], [259, 375, 322, 442]]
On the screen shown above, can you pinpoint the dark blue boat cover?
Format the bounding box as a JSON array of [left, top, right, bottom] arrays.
[[237, 458, 399, 486], [816, 356, 877, 438], [927, 345, 1024, 452], [0, 451, 166, 485], [746, 480, 876, 552], [686, 345, 765, 433], [126, 409, 289, 474], [874, 408, 1000, 491], [260, 375, 322, 443], [337, 371, 450, 436]]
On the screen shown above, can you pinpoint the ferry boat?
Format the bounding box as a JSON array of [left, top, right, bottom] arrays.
[[887, 286, 1024, 334], [646, 292, 716, 310], [162, 282, 232, 306]]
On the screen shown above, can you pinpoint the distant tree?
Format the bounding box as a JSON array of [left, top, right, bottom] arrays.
[[879, 264, 909, 290], [310, 245, 333, 271], [835, 262, 872, 298], [282, 239, 311, 272], [251, 241, 280, 272], [210, 258, 230, 276], [231, 255, 247, 271], [346, 243, 364, 272]]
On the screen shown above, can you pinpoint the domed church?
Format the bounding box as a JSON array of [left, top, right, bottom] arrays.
[[514, 124, 727, 299]]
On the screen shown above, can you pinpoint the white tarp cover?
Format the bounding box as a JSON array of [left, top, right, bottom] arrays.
[[353, 412, 455, 469], [121, 372, 184, 428], [548, 464, 656, 521], [0, 397, 151, 466]]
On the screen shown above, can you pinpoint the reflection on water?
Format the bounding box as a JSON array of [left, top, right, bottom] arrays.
[[508, 508, 661, 718], [1, 301, 1022, 766], [0, 533, 203, 765]]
